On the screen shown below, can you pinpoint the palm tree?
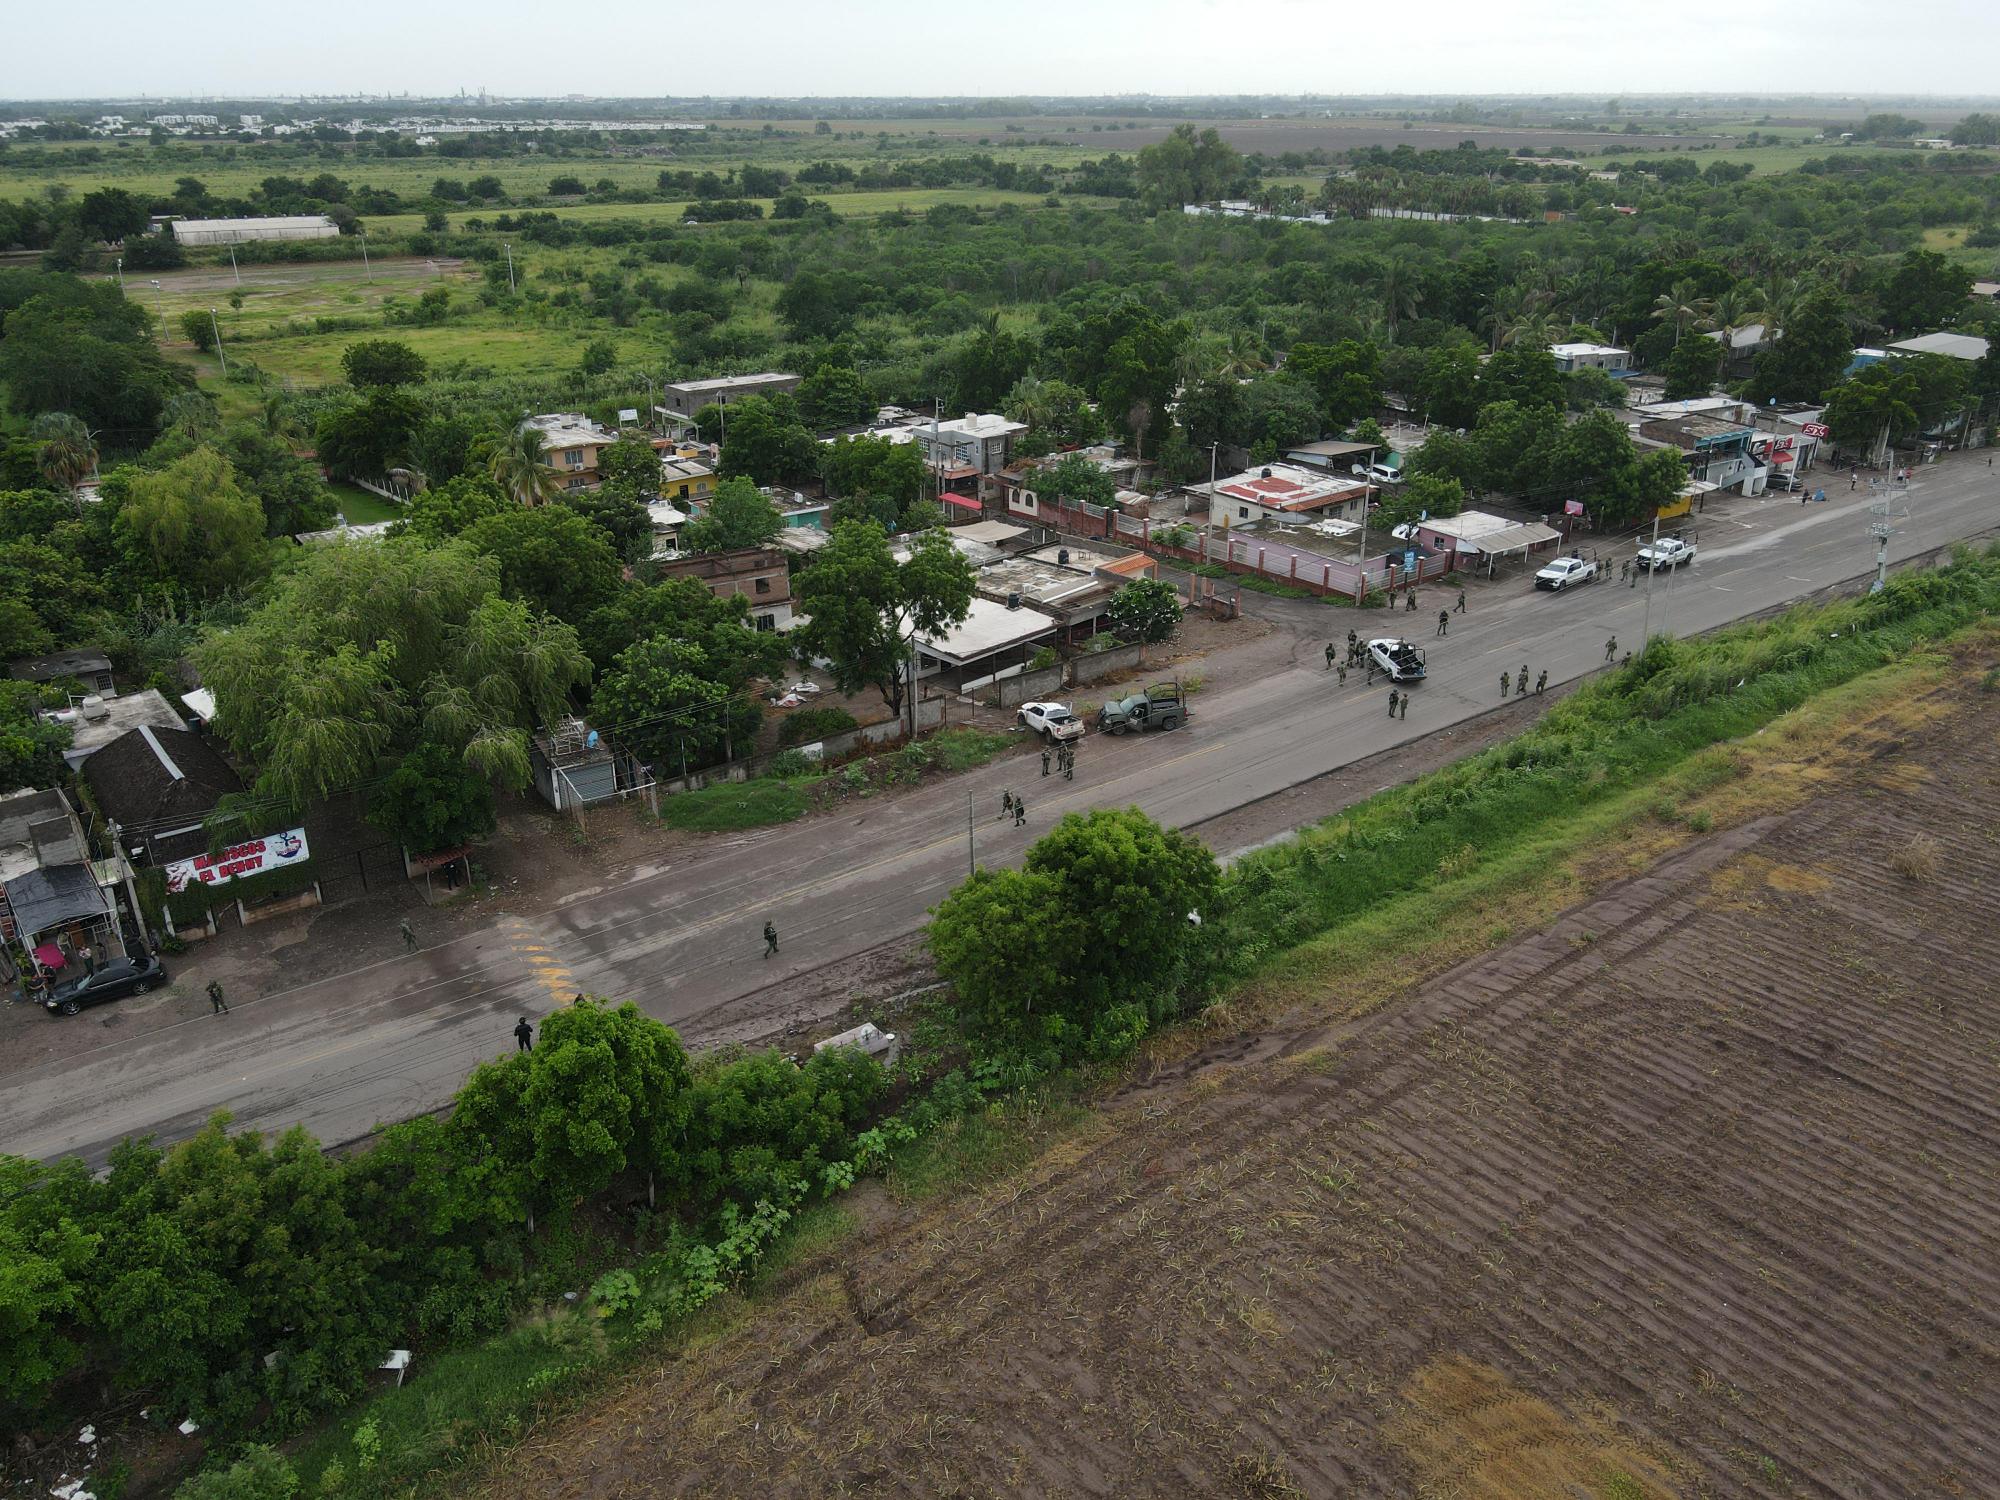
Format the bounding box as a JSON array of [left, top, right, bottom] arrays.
[[1482, 284, 1553, 354], [32, 413, 96, 511], [160, 390, 220, 444], [1650, 280, 1717, 346], [487, 425, 561, 507], [1375, 255, 1423, 342]]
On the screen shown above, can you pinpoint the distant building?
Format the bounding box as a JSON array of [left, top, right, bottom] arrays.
[[171, 215, 340, 246], [1549, 342, 1632, 374], [1207, 463, 1371, 528], [10, 649, 115, 698], [657, 372, 801, 418], [909, 413, 1027, 478], [653, 547, 794, 632], [659, 454, 716, 508], [1886, 332, 1991, 363], [1972, 281, 2000, 303], [520, 413, 619, 492]]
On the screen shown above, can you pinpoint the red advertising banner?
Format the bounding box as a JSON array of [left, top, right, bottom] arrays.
[[164, 828, 311, 893]]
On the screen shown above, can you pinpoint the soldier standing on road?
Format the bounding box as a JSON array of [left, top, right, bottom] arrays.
[[1399, 692, 1408, 719], [1501, 670, 1511, 699], [207, 980, 229, 1015], [1000, 789, 1014, 820], [1535, 670, 1548, 695], [1437, 609, 1449, 637], [514, 1016, 534, 1051], [1518, 663, 1528, 690], [1040, 746, 1051, 777], [1014, 796, 1027, 828], [1387, 688, 1400, 718], [1455, 588, 1467, 614], [1063, 747, 1075, 781], [1620, 559, 1630, 584], [1405, 589, 1419, 613], [1346, 629, 1358, 660], [398, 917, 417, 952], [1336, 660, 1347, 686], [762, 921, 779, 959], [1325, 641, 1337, 669], [1629, 562, 1640, 588], [1605, 636, 1618, 663]]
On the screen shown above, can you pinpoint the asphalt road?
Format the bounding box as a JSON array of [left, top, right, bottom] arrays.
[[4, 463, 1995, 1165]]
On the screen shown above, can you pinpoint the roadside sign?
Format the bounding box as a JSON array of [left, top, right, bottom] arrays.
[[1802, 421, 1830, 438]]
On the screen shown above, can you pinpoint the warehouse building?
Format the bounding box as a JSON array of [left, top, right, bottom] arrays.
[[170, 215, 340, 246]]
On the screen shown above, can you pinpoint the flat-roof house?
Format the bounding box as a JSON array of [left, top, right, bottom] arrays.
[[0, 787, 115, 974], [908, 596, 1061, 688], [171, 215, 339, 245], [1972, 281, 2000, 303], [1886, 332, 1991, 363], [659, 455, 716, 508], [1209, 463, 1371, 528], [658, 373, 802, 418], [972, 544, 1157, 639], [522, 413, 619, 493], [653, 547, 793, 632], [910, 414, 1027, 478], [1282, 438, 1381, 474], [46, 688, 190, 772], [1409, 509, 1563, 560], [1549, 342, 1632, 374], [1637, 412, 1761, 491]]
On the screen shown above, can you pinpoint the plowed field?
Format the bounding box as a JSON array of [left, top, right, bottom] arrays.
[[482, 669, 2000, 1499]]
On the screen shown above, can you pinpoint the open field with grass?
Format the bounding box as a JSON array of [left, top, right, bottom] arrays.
[[469, 628, 2000, 1498]]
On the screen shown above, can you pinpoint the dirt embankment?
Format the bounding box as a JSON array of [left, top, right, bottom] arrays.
[[478, 659, 2000, 1499]]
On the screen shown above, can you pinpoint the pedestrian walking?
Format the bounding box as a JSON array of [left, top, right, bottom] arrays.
[[514, 1016, 534, 1051], [1387, 688, 1399, 718], [1851, 474, 1858, 491], [1437, 609, 1449, 637], [1535, 669, 1548, 695], [762, 921, 779, 959], [206, 980, 229, 1015], [1454, 588, 1467, 614], [398, 917, 417, 952], [1040, 746, 1051, 777], [1000, 789, 1014, 820], [1501, 670, 1511, 699], [1324, 641, 1337, 670], [1014, 796, 1027, 828], [1605, 636, 1617, 663]]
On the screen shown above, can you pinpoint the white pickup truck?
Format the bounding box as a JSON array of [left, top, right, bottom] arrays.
[[1636, 536, 1697, 572], [1534, 555, 1597, 591]]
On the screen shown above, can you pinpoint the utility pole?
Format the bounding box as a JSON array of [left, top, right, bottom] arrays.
[[966, 791, 975, 879], [1868, 494, 1901, 594], [1204, 440, 1219, 583], [209, 308, 227, 379], [504, 240, 515, 292], [228, 242, 240, 286], [1639, 510, 1661, 643], [115, 256, 124, 293], [359, 229, 371, 281]]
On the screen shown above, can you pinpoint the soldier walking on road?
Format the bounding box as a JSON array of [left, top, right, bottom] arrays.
[[1336, 660, 1347, 686], [1605, 636, 1617, 663], [1325, 641, 1337, 669], [1501, 670, 1512, 699], [763, 921, 779, 959], [1437, 609, 1449, 637], [1620, 559, 1630, 584], [1387, 688, 1400, 718], [1405, 589, 1419, 613], [1455, 588, 1467, 614], [1535, 669, 1548, 695], [1040, 746, 1051, 777], [1000, 789, 1014, 820], [1063, 748, 1074, 782], [1399, 692, 1408, 719], [515, 1016, 534, 1051], [207, 980, 229, 1015], [1629, 563, 1640, 588], [399, 917, 417, 952], [1014, 796, 1027, 828]]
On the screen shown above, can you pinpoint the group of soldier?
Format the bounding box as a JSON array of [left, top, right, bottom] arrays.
[[1039, 739, 1077, 781]]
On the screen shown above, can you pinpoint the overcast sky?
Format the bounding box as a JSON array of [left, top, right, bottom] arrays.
[[8, 0, 2000, 101]]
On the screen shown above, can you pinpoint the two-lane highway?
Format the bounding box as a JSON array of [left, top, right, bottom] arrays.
[[3, 465, 1993, 1164]]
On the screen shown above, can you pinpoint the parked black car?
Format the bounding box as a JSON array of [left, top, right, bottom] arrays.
[[43, 954, 167, 1016]]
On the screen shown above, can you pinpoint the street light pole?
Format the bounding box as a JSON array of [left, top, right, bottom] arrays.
[[228, 242, 240, 286], [115, 257, 124, 293], [504, 240, 515, 292], [1640, 510, 1662, 643], [359, 229, 371, 281], [209, 307, 227, 379]]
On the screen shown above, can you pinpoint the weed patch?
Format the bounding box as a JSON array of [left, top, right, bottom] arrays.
[[659, 777, 811, 831]]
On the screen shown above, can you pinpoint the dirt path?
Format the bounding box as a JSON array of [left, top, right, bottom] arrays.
[[477, 663, 2000, 1499]]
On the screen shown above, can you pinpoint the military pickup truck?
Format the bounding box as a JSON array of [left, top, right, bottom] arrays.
[[1096, 682, 1189, 734]]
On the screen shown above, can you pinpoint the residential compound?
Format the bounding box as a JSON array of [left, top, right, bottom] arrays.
[[656, 372, 801, 418], [1207, 463, 1372, 528], [909, 413, 1028, 477], [520, 413, 621, 492], [653, 547, 793, 632], [1549, 342, 1633, 373]]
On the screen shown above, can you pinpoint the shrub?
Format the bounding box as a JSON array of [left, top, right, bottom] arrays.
[[777, 705, 858, 748], [763, 748, 818, 780], [1889, 834, 1940, 881]]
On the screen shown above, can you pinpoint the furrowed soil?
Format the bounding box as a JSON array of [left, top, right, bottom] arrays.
[[477, 658, 2000, 1499]]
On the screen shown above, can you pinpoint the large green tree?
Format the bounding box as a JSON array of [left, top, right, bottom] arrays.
[[592, 637, 761, 773], [794, 521, 974, 720], [195, 540, 590, 806], [462, 503, 624, 624], [795, 363, 876, 429], [368, 741, 498, 855], [1746, 289, 1853, 405], [340, 339, 427, 389], [112, 445, 270, 596], [716, 396, 819, 486], [683, 475, 782, 553], [1135, 123, 1246, 209]]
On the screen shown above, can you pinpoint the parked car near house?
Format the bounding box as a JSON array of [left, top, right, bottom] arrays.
[[43, 954, 168, 1017], [1017, 701, 1085, 742]]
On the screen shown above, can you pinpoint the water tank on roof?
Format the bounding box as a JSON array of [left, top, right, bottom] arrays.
[[79, 696, 110, 722], [1057, 548, 1070, 565], [1006, 591, 1022, 610], [1260, 467, 1273, 479]]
